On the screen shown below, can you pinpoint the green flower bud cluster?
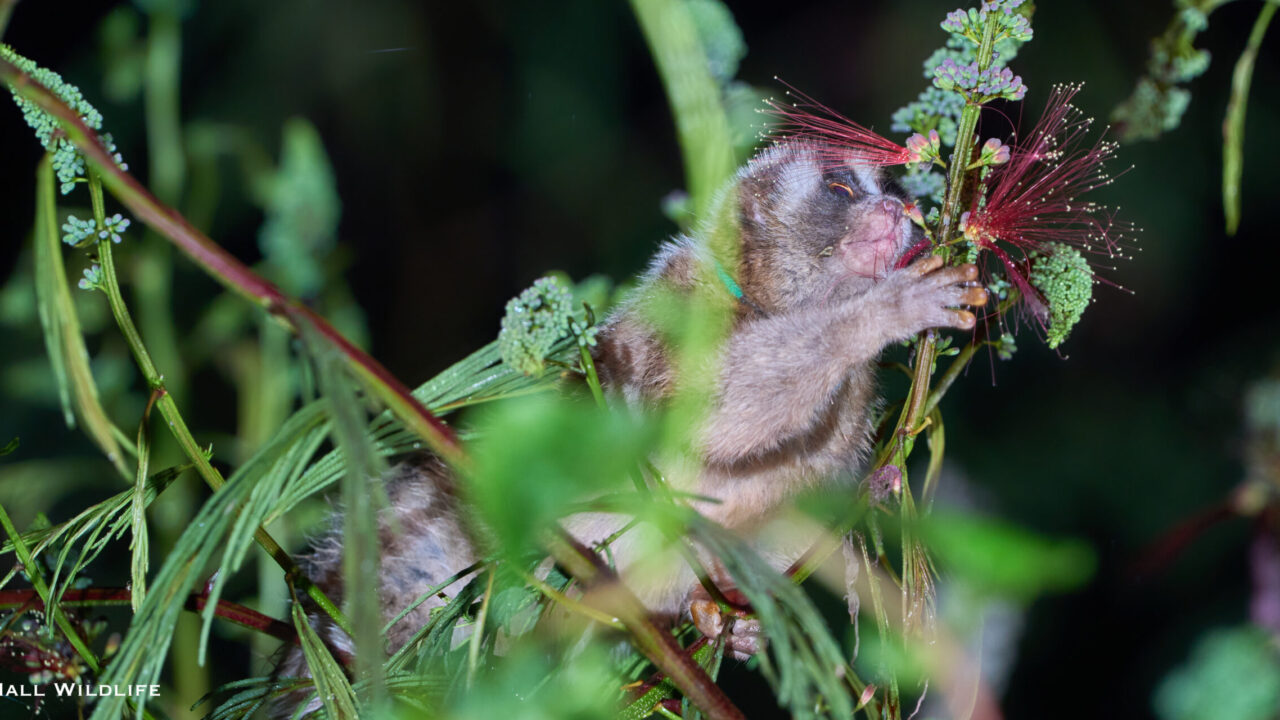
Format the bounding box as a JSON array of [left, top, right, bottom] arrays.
[[891, 85, 964, 147], [2, 44, 128, 194], [986, 274, 1012, 301], [933, 59, 1026, 103], [1029, 243, 1093, 349], [943, 2, 1033, 44], [993, 331, 1018, 361], [62, 213, 130, 247], [891, 2, 1031, 200], [900, 165, 946, 204], [78, 264, 104, 292], [499, 276, 597, 377]]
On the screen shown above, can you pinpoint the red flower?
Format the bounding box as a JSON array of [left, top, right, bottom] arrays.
[[962, 83, 1134, 316], [763, 82, 915, 168]]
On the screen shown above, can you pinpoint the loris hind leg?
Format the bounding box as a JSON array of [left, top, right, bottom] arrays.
[[272, 458, 479, 718]]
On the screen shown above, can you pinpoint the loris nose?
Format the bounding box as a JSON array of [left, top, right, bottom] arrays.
[[879, 197, 903, 219]]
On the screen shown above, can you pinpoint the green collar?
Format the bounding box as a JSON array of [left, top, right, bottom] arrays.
[[714, 259, 744, 299]]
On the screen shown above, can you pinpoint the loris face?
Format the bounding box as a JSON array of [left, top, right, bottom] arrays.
[[736, 142, 918, 311]]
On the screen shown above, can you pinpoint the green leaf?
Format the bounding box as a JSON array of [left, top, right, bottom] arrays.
[[0, 465, 183, 590], [291, 600, 360, 720], [307, 323, 388, 704], [386, 571, 486, 672], [32, 155, 129, 477], [199, 402, 330, 658], [922, 512, 1095, 600], [467, 395, 654, 560], [686, 0, 746, 84], [629, 0, 735, 219], [89, 406, 328, 720], [0, 499, 101, 675], [1222, 2, 1275, 236], [447, 642, 622, 720], [269, 338, 575, 525], [258, 118, 342, 297], [0, 437, 16, 457], [198, 676, 307, 720]]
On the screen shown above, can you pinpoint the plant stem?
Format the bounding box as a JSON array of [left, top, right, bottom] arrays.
[[923, 341, 980, 419], [1222, 0, 1275, 235], [886, 10, 1001, 466], [0, 0, 15, 41], [579, 342, 608, 409], [0, 588, 299, 645], [858, 16, 1003, 720], [0, 501, 101, 675], [938, 19, 998, 248], [465, 569, 495, 687], [521, 568, 626, 630], [89, 174, 353, 639]]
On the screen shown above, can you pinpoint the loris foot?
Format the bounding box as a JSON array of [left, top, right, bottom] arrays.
[[687, 584, 762, 661]]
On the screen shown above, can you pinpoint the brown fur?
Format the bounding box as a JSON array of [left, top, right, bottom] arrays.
[[274, 141, 984, 710]]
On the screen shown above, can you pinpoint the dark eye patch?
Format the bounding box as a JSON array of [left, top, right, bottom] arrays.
[[883, 178, 912, 203]]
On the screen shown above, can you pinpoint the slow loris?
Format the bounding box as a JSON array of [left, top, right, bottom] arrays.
[[276, 139, 987, 689]]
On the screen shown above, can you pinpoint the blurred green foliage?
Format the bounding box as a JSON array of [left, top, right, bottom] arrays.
[[1154, 625, 1280, 720], [924, 512, 1096, 601], [468, 395, 653, 559]]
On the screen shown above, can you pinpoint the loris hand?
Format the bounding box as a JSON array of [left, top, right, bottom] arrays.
[[873, 255, 988, 337]]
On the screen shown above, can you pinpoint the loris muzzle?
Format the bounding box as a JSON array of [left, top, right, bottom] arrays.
[[274, 140, 987, 705]]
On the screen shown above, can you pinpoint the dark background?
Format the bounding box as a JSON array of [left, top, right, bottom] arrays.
[[2, 1, 1278, 717]]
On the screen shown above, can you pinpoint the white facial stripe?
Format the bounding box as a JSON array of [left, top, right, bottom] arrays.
[[853, 164, 879, 196], [775, 160, 811, 218]]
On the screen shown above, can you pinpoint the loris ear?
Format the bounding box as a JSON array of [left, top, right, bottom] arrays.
[[736, 165, 776, 230]]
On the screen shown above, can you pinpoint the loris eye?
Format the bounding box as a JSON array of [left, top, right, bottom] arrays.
[[827, 182, 855, 198]]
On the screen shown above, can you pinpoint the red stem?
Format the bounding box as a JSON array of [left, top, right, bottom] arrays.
[[0, 588, 298, 645], [1131, 499, 1237, 581]]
